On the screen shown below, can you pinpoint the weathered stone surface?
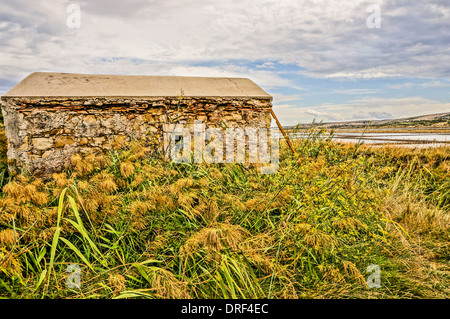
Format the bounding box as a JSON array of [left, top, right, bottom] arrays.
[[32, 137, 53, 150], [84, 115, 96, 124], [54, 136, 75, 148], [17, 136, 29, 151], [42, 151, 52, 158], [93, 136, 106, 145], [1, 72, 273, 178], [79, 137, 89, 146]]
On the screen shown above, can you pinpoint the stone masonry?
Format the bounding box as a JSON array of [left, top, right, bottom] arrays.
[[1, 72, 273, 177]]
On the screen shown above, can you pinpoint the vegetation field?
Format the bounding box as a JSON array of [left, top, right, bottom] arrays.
[[0, 126, 448, 299]]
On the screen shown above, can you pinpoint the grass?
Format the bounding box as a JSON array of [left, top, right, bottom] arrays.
[[0, 126, 448, 299]]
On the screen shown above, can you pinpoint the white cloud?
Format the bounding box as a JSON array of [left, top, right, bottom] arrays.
[[256, 62, 275, 69], [368, 111, 392, 119], [303, 109, 344, 122], [421, 81, 450, 88], [270, 96, 450, 126], [389, 80, 450, 89], [332, 88, 379, 95], [270, 93, 304, 103], [295, 96, 450, 124], [1, 0, 449, 85]]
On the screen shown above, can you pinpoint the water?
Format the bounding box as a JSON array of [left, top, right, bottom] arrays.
[[271, 131, 450, 147]]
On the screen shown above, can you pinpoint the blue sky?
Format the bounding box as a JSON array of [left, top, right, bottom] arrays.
[[1, 0, 449, 125]]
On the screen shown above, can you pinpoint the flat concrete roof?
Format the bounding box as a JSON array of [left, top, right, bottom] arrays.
[[2, 72, 272, 99]]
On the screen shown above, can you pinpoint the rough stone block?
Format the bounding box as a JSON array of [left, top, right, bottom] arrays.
[[54, 136, 75, 148], [32, 137, 53, 151]]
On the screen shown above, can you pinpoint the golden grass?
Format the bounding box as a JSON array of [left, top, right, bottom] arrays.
[[0, 228, 15, 247], [120, 161, 135, 178], [181, 223, 248, 260], [0, 132, 447, 299], [108, 273, 127, 296]]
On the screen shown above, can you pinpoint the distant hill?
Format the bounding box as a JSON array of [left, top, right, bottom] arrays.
[[288, 112, 450, 130]]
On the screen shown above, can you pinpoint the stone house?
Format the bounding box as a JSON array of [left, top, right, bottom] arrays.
[[0, 72, 274, 177]]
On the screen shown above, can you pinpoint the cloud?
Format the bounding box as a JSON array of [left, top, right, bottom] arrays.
[[1, 0, 449, 86], [332, 88, 379, 95], [303, 109, 344, 122], [271, 95, 450, 126], [368, 111, 393, 119], [270, 93, 304, 103], [256, 62, 275, 69], [421, 81, 450, 88], [295, 96, 450, 124], [388, 82, 417, 90], [389, 80, 450, 89]]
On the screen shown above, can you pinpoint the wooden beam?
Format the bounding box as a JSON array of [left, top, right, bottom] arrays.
[[269, 109, 297, 155]]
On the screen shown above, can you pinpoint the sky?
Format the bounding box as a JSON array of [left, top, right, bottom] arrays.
[[0, 0, 449, 126]]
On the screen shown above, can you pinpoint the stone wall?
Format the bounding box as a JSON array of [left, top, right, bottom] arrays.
[[1, 96, 272, 177]]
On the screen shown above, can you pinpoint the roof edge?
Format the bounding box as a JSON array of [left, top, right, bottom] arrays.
[[2, 72, 273, 100], [1, 95, 273, 101]]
